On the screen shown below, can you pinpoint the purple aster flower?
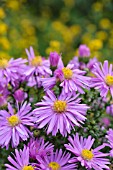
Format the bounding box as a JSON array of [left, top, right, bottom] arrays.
[[79, 44, 90, 57], [42, 63, 91, 94], [91, 60, 113, 98], [28, 137, 54, 160], [5, 145, 37, 170], [25, 46, 52, 87], [37, 149, 77, 170], [0, 58, 27, 86], [0, 102, 34, 149], [34, 90, 89, 136], [106, 129, 113, 157], [49, 51, 60, 67], [65, 133, 110, 170], [60, 64, 91, 94]]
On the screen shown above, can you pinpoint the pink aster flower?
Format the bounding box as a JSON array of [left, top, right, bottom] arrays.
[[28, 137, 54, 160], [34, 90, 89, 136], [5, 145, 37, 170], [106, 129, 113, 157], [79, 44, 90, 57], [37, 149, 77, 170], [0, 57, 27, 86], [25, 46, 52, 87], [65, 133, 110, 170], [0, 102, 34, 149], [91, 60, 113, 98]]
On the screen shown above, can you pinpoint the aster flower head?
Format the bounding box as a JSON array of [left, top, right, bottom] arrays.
[[34, 90, 89, 136], [0, 102, 34, 149], [0, 57, 27, 86], [60, 64, 91, 94], [25, 47, 52, 87], [91, 60, 113, 98], [65, 133, 110, 170], [49, 51, 60, 67], [37, 149, 77, 170], [28, 137, 54, 160], [5, 145, 36, 170], [78, 44, 90, 57], [42, 63, 91, 94]]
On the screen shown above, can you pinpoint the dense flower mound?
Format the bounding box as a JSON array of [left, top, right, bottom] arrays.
[[0, 45, 113, 169]]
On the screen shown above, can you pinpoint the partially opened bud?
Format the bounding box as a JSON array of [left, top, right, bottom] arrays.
[[14, 89, 25, 102]]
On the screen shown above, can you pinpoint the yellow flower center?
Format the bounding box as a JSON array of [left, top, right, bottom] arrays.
[[31, 56, 42, 66], [0, 59, 8, 68], [81, 149, 94, 160], [48, 162, 60, 170], [22, 166, 34, 170], [53, 100, 67, 113], [105, 75, 113, 86], [62, 67, 73, 79], [8, 115, 19, 127]]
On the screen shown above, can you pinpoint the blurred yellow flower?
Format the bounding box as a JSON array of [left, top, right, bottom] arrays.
[[0, 52, 10, 60], [96, 31, 108, 41], [0, 22, 7, 34], [99, 18, 111, 29], [52, 21, 66, 32], [63, 0, 75, 8], [108, 39, 113, 48], [46, 41, 61, 55], [82, 33, 91, 44], [70, 25, 81, 36], [0, 8, 5, 19], [60, 10, 70, 22], [6, 0, 20, 10], [0, 38, 10, 50], [50, 40, 60, 48], [87, 24, 96, 33], [92, 2, 103, 12], [89, 39, 103, 51]]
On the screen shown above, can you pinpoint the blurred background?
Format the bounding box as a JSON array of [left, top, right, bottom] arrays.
[[0, 0, 113, 63]]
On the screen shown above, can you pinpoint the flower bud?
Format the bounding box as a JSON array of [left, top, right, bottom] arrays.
[[14, 89, 25, 102], [49, 52, 60, 67], [79, 44, 90, 57]]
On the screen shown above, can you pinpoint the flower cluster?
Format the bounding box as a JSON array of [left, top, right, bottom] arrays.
[[1, 45, 113, 169]]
